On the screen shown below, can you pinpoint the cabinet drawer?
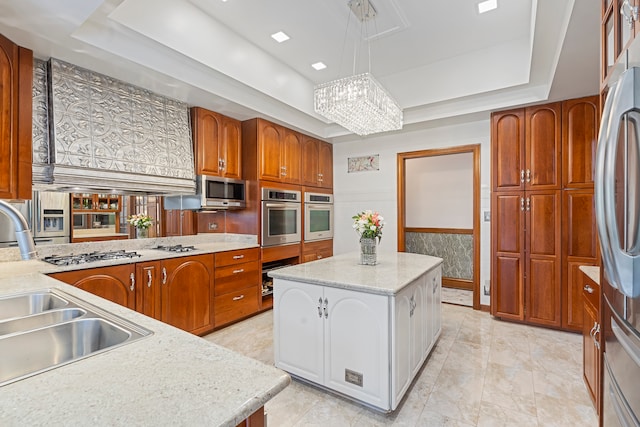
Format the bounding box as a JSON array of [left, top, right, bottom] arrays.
[[582, 276, 599, 310], [214, 286, 259, 327], [215, 248, 260, 267], [214, 261, 260, 296]]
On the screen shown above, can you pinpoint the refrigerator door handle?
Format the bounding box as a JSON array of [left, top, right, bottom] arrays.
[[611, 317, 640, 368], [597, 68, 640, 298]]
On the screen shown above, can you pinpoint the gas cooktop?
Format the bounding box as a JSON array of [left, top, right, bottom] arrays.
[[43, 250, 142, 266], [153, 245, 197, 253]]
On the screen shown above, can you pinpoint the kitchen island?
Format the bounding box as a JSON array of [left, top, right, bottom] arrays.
[[269, 251, 443, 412], [0, 242, 289, 426]]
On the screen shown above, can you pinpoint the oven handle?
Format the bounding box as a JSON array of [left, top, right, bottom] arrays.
[[264, 203, 294, 208], [306, 204, 332, 209]]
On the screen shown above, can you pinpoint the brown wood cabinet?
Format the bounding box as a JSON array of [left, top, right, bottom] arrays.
[[302, 136, 333, 189], [562, 189, 597, 331], [49, 264, 136, 310], [242, 118, 302, 184], [602, 0, 639, 85], [581, 270, 601, 413], [160, 254, 215, 335], [135, 261, 163, 320], [164, 209, 196, 236], [491, 97, 595, 330], [302, 239, 333, 263], [192, 107, 242, 179], [562, 96, 600, 188], [0, 33, 32, 200], [214, 248, 260, 328]]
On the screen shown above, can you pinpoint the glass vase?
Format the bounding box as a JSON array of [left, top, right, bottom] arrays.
[[360, 237, 377, 265], [136, 228, 148, 239]]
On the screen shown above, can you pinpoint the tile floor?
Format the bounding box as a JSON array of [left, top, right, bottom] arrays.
[[441, 288, 473, 307], [203, 304, 598, 427]]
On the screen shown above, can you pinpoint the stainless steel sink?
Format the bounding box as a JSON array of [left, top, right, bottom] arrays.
[[0, 291, 69, 321], [0, 289, 152, 386], [0, 308, 85, 336]]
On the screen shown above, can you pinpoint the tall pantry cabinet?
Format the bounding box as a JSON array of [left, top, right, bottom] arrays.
[[491, 96, 599, 330]]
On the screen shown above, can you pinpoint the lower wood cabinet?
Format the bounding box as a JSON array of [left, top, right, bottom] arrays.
[[49, 264, 136, 310], [50, 254, 215, 335], [302, 239, 333, 263], [581, 270, 601, 414], [214, 248, 261, 328]]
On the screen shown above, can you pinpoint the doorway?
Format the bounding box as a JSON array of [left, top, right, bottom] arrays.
[[397, 144, 481, 310]]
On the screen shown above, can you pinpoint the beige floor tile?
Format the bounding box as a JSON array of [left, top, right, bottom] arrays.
[[422, 365, 484, 425], [480, 362, 537, 417], [476, 401, 539, 427], [488, 334, 532, 370], [534, 392, 598, 427]]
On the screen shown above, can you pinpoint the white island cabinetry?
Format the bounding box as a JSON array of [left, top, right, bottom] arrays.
[[271, 252, 442, 412]]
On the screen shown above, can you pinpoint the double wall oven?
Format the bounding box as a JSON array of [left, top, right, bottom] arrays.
[[261, 188, 301, 247], [304, 192, 333, 242]]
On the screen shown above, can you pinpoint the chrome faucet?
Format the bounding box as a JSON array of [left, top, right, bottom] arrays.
[[0, 200, 37, 260]]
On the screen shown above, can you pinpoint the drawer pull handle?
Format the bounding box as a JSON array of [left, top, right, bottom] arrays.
[[232, 255, 244, 260], [584, 285, 594, 294], [233, 295, 245, 301], [233, 268, 244, 274], [147, 269, 152, 288], [162, 267, 167, 285], [130, 273, 135, 291]]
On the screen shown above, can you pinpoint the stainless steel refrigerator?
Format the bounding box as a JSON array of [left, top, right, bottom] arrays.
[[0, 191, 70, 248], [596, 67, 640, 426]]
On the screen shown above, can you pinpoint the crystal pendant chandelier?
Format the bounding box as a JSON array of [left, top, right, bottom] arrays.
[[313, 0, 403, 136]]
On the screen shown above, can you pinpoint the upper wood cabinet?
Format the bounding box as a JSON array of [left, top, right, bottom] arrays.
[[302, 136, 333, 189], [0, 33, 32, 200], [242, 118, 302, 184], [602, 0, 639, 84], [49, 264, 136, 310], [192, 107, 242, 179], [491, 103, 562, 191], [562, 96, 600, 188], [525, 103, 562, 190], [163, 209, 196, 236]]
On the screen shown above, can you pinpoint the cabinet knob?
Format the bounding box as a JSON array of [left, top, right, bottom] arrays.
[[583, 284, 594, 294]]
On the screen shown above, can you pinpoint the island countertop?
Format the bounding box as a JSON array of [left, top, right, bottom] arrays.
[[268, 251, 443, 296], [0, 270, 289, 426]]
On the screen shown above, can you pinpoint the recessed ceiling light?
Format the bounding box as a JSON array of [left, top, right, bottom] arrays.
[[271, 31, 290, 43], [312, 62, 327, 71], [478, 0, 497, 14]]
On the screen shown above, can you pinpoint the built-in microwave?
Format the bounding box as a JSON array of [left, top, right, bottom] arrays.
[[304, 192, 333, 242], [197, 175, 246, 210], [261, 188, 301, 247]]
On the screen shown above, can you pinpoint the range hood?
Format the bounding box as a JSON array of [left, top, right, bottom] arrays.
[[32, 59, 196, 195]]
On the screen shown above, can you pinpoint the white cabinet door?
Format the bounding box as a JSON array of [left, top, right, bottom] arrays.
[[393, 284, 413, 407], [274, 279, 324, 383], [324, 286, 390, 410], [411, 275, 427, 377]]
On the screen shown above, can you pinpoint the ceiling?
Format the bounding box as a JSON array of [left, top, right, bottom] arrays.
[[0, 0, 600, 140]]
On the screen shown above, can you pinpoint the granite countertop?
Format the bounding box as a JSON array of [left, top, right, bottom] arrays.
[[268, 251, 443, 296], [579, 265, 600, 285], [0, 271, 290, 426]]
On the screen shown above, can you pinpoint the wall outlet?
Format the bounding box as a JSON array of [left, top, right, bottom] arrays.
[[483, 280, 490, 296], [208, 223, 218, 230], [483, 210, 491, 222]]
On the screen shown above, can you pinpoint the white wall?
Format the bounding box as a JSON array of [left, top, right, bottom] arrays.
[[332, 118, 492, 306], [405, 152, 474, 229]]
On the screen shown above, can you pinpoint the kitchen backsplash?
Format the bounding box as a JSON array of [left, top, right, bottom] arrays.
[[405, 232, 473, 280], [32, 59, 50, 185]]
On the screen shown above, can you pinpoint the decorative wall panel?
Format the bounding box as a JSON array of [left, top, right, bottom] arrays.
[[405, 232, 473, 280], [45, 58, 195, 194], [32, 59, 51, 185]]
